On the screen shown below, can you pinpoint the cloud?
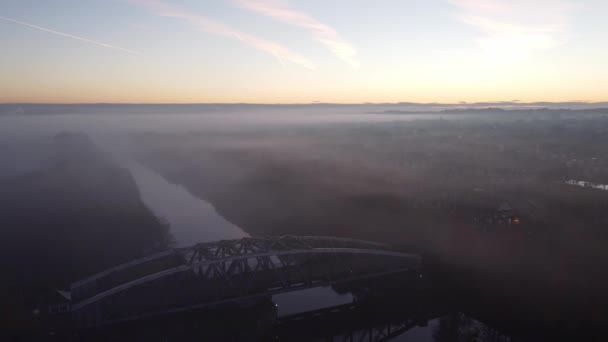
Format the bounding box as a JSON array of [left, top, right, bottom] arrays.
[[449, 0, 575, 62], [0, 15, 140, 55], [233, 0, 359, 68], [130, 0, 314, 69]]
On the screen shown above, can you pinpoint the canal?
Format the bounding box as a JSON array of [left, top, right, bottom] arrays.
[[127, 161, 248, 247]]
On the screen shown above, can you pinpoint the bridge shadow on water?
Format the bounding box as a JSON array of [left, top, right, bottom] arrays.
[[77, 271, 450, 341]]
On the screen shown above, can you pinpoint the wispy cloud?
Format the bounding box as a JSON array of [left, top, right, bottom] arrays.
[[0, 15, 140, 55], [233, 0, 359, 68], [130, 0, 314, 69], [449, 0, 575, 62]]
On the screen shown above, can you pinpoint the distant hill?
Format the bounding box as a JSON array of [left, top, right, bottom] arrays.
[[1, 102, 608, 116]]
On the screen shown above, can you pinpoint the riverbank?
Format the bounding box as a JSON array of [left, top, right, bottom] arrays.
[[0, 133, 171, 338]]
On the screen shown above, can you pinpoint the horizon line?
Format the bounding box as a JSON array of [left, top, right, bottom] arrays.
[[2, 101, 608, 106]]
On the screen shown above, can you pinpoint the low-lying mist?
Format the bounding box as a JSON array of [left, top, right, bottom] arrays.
[[2, 104, 608, 338]]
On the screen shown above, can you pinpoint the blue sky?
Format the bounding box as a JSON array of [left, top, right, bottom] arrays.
[[1, 0, 607, 103]]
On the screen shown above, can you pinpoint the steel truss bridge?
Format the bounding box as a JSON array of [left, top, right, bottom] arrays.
[[69, 236, 421, 328]]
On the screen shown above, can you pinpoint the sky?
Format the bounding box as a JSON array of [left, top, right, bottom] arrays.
[[1, 0, 607, 104]]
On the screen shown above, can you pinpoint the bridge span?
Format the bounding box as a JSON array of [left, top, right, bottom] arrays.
[[69, 236, 421, 328]]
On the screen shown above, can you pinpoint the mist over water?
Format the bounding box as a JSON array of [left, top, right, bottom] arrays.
[[0, 109, 445, 245], [0, 108, 457, 246]]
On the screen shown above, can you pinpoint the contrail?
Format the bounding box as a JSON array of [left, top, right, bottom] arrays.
[[0, 15, 141, 55], [130, 0, 314, 69], [233, 0, 359, 68]]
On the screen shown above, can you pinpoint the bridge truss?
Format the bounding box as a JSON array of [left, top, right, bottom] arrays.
[[70, 236, 421, 328]]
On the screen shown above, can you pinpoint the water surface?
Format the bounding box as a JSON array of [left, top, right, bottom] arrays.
[[127, 161, 248, 247]]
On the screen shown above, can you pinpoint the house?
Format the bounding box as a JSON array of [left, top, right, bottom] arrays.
[[495, 201, 521, 226]]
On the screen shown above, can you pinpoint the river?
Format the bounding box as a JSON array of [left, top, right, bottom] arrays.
[[125, 158, 357, 317], [122, 156, 466, 340], [126, 161, 248, 247]]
